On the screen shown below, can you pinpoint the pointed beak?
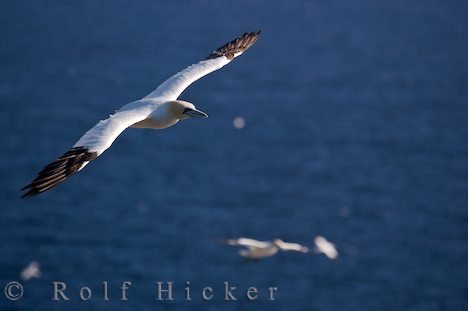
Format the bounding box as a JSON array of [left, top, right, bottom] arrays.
[[184, 108, 208, 118], [183, 108, 208, 118]]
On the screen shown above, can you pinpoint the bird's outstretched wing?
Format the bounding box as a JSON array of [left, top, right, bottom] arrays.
[[227, 238, 271, 249], [21, 104, 152, 198], [275, 241, 309, 253], [144, 31, 261, 100]]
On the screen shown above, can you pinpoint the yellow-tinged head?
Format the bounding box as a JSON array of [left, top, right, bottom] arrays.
[[168, 100, 208, 120]]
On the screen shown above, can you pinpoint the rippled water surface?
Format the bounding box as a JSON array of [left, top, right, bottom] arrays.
[[1, 1, 467, 310]]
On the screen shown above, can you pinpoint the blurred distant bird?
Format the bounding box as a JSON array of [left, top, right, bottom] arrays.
[[20, 261, 41, 281], [226, 238, 309, 261], [314, 236, 339, 260], [21, 31, 261, 197]]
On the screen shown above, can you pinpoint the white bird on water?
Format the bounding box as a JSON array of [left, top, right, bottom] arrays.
[[226, 238, 310, 261], [21, 31, 261, 197]]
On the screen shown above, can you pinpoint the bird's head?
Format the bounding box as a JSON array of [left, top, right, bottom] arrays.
[[169, 100, 208, 120]]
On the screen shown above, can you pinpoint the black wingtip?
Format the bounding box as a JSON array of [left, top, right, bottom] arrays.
[[205, 31, 261, 60], [21, 191, 33, 199], [20, 147, 97, 198]]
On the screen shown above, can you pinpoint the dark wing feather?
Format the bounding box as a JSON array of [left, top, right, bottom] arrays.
[[205, 31, 261, 60], [21, 147, 97, 198]]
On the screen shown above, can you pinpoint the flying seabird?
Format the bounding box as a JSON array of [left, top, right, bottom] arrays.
[[20, 261, 41, 281], [226, 238, 309, 261], [314, 236, 339, 260], [21, 31, 261, 197]]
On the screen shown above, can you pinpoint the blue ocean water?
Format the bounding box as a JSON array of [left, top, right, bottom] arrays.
[[1, 0, 467, 310]]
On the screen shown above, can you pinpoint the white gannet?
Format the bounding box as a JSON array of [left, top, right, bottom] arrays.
[[21, 31, 261, 197], [314, 236, 339, 260], [20, 261, 41, 281], [226, 238, 309, 261]]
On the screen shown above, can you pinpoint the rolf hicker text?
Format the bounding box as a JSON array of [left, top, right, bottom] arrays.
[[50, 281, 278, 302]]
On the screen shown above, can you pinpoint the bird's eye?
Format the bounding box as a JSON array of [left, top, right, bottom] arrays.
[[183, 108, 192, 114]]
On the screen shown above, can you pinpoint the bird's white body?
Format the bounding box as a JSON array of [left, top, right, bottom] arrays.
[[239, 243, 280, 259], [129, 100, 179, 129], [227, 238, 309, 260]]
